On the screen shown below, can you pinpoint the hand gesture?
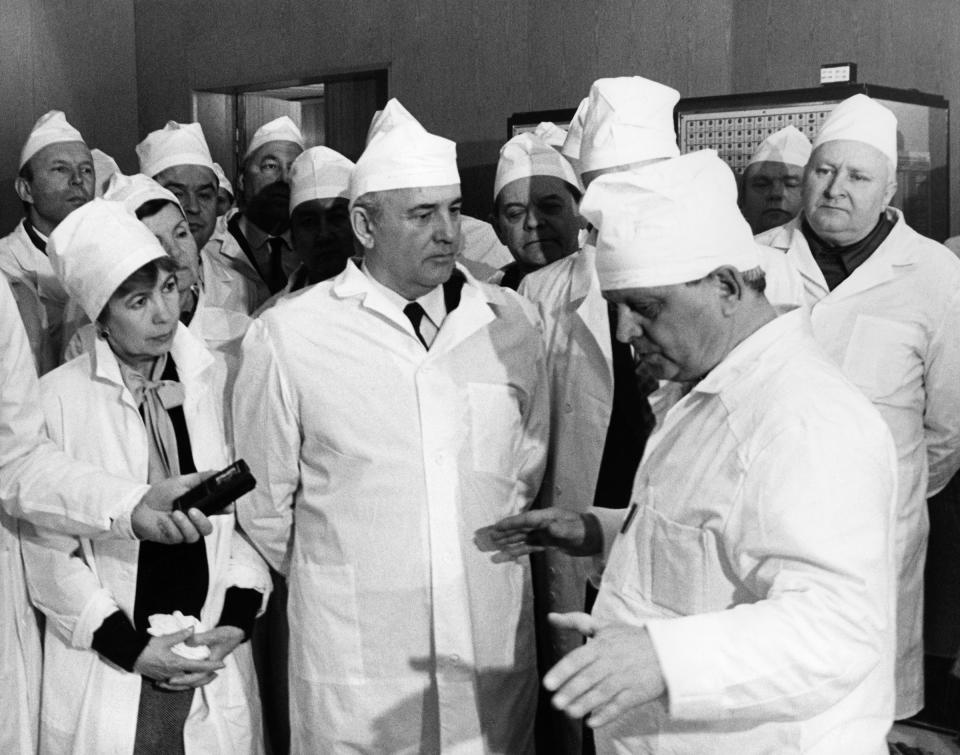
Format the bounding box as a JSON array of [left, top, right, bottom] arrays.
[[544, 615, 666, 728], [474, 508, 600, 562]]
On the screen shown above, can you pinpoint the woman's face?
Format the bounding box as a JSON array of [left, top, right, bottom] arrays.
[[141, 203, 200, 294], [102, 269, 180, 371]]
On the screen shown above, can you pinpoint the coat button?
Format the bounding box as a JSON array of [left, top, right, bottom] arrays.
[[563, 402, 573, 413]]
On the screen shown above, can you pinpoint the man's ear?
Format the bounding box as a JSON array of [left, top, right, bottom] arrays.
[[351, 206, 377, 251], [14, 176, 33, 205], [711, 266, 744, 314], [883, 173, 898, 207]]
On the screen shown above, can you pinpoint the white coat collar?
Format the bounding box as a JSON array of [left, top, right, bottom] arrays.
[[332, 260, 495, 352], [771, 208, 916, 303], [91, 323, 214, 397], [571, 245, 613, 370], [694, 308, 811, 397]]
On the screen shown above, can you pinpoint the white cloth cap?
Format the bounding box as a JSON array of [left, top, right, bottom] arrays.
[[91, 149, 120, 197], [243, 115, 304, 162], [813, 94, 898, 168], [494, 133, 581, 200], [212, 162, 233, 197], [578, 77, 680, 174], [137, 121, 215, 178], [289, 146, 355, 211], [19, 110, 86, 169], [350, 98, 459, 202], [580, 150, 760, 290], [532, 122, 568, 150], [47, 198, 168, 321], [103, 172, 183, 217], [561, 98, 589, 162], [747, 125, 812, 168]]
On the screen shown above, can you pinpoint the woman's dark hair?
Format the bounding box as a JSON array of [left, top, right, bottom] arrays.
[[97, 256, 179, 324], [135, 198, 178, 221]]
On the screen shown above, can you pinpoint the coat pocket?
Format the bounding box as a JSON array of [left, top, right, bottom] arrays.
[[645, 505, 726, 616], [466, 382, 522, 476], [841, 315, 923, 408]]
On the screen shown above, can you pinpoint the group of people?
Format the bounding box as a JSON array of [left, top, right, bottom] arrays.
[[1, 71, 959, 755]]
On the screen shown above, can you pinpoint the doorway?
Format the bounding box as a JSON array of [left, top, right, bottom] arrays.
[[192, 68, 388, 192]]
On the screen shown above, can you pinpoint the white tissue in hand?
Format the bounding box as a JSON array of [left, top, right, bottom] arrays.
[[147, 611, 211, 660]]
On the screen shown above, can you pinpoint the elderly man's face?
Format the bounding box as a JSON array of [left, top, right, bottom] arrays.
[[605, 276, 730, 382], [242, 140, 303, 234], [739, 161, 804, 234], [290, 197, 354, 282], [494, 175, 581, 269], [357, 185, 461, 300], [155, 164, 219, 249], [802, 140, 896, 246], [18, 141, 95, 234]]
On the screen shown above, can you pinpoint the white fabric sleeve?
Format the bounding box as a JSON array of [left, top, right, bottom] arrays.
[[923, 287, 960, 495], [645, 421, 896, 722], [232, 318, 300, 574], [0, 278, 146, 537], [19, 523, 119, 649]]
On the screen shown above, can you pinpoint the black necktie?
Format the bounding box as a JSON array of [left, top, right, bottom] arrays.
[[266, 237, 287, 294], [403, 302, 429, 348]]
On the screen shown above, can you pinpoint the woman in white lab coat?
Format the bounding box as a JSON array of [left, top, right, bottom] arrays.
[[20, 200, 269, 754]]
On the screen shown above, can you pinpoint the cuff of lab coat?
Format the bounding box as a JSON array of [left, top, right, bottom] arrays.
[[645, 615, 726, 720], [109, 485, 149, 540], [74, 588, 122, 650]]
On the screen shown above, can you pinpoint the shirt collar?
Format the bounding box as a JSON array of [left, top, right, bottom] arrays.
[[238, 213, 290, 251], [360, 262, 446, 326]]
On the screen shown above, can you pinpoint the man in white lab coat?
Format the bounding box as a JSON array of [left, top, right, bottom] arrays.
[[234, 99, 549, 753], [756, 94, 960, 719], [0, 273, 216, 755], [0, 110, 94, 374], [485, 150, 897, 753], [203, 117, 305, 315], [738, 125, 812, 234]]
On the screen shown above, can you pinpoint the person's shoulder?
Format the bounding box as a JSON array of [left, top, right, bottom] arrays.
[[754, 218, 799, 250], [469, 272, 542, 330], [519, 251, 581, 300], [38, 351, 92, 395]]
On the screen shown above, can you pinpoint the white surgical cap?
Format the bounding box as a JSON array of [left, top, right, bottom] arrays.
[[533, 121, 568, 150], [103, 172, 183, 218], [580, 150, 760, 290], [20, 110, 86, 169], [137, 121, 215, 178], [243, 116, 304, 163], [350, 98, 459, 202], [813, 94, 898, 168], [561, 98, 588, 161], [212, 163, 232, 197], [289, 146, 354, 212], [47, 199, 168, 321], [578, 76, 680, 175], [494, 132, 581, 200], [91, 149, 120, 197], [747, 125, 812, 169]]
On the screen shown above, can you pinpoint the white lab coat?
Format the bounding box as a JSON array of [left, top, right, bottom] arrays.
[[591, 309, 897, 753], [0, 220, 82, 375], [234, 261, 549, 754], [0, 277, 152, 755], [20, 327, 270, 754], [757, 210, 960, 717], [201, 210, 272, 315]]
